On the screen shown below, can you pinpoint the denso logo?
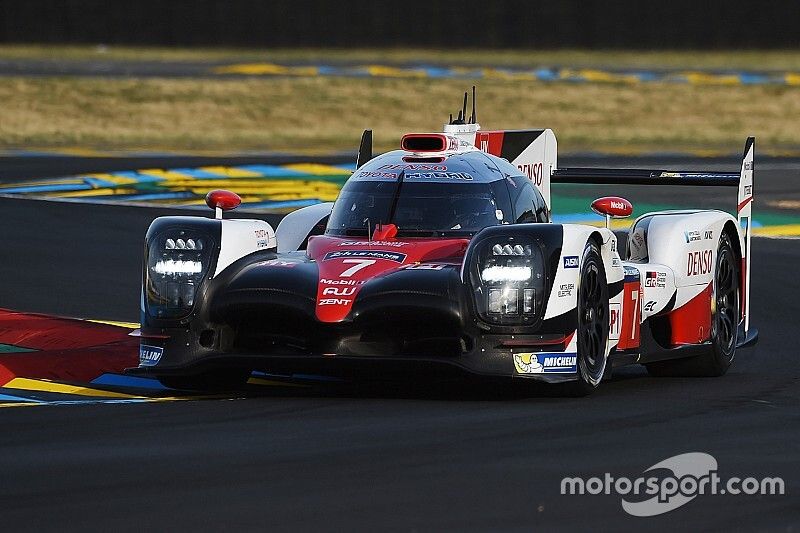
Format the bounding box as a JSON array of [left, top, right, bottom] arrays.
[[379, 163, 447, 171], [564, 256, 579, 268], [687, 250, 713, 276], [517, 162, 543, 186]]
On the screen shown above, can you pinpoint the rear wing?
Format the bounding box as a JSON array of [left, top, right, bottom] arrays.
[[553, 137, 755, 332]]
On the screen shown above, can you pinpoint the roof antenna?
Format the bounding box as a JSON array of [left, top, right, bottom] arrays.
[[449, 113, 453, 125], [470, 86, 477, 124], [461, 92, 468, 123]]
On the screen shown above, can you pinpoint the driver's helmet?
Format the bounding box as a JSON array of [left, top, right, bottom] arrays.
[[448, 195, 497, 230]]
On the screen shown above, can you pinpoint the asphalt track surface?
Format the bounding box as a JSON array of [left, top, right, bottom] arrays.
[[0, 156, 798, 531]]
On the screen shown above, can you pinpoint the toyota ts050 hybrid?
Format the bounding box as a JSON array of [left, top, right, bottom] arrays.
[[130, 92, 758, 395]]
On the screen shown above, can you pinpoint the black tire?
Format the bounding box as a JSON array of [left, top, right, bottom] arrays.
[[158, 369, 251, 391], [646, 232, 740, 377], [563, 241, 610, 396]]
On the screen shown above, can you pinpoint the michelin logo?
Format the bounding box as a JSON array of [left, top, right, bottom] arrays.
[[513, 352, 578, 374], [139, 345, 164, 367]]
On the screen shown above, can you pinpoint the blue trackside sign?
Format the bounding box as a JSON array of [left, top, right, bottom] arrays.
[[564, 256, 579, 268]]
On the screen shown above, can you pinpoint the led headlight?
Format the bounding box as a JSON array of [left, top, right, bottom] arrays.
[[145, 229, 213, 319], [469, 235, 545, 326], [488, 287, 519, 315]]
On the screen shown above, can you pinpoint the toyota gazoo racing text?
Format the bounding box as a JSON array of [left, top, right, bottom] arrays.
[[130, 91, 758, 395]]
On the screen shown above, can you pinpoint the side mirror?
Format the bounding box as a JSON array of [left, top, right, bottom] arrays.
[[591, 196, 633, 229], [205, 190, 242, 219]]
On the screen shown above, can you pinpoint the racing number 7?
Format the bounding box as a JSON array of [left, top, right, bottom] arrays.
[[340, 259, 376, 277], [630, 290, 639, 339]]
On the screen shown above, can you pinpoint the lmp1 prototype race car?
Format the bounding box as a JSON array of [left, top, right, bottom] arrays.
[[130, 92, 758, 395]]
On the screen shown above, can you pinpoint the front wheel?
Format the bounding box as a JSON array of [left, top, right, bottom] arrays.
[[563, 241, 610, 396]]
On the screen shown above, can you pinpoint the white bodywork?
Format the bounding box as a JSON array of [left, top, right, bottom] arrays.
[[213, 218, 276, 277], [628, 210, 741, 311], [275, 202, 333, 253], [544, 225, 622, 321], [505, 129, 556, 212]]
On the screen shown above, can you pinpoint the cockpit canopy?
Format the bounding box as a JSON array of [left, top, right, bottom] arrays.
[[326, 151, 549, 238]]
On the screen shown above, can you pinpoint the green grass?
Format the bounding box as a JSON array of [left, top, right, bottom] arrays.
[[2, 45, 800, 71], [1, 76, 798, 152]]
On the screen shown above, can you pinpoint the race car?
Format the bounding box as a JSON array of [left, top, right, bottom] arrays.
[[130, 92, 758, 395]]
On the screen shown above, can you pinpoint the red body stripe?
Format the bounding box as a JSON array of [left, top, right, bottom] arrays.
[[737, 195, 753, 213], [666, 283, 713, 345], [617, 279, 641, 350], [475, 131, 505, 156], [740, 257, 747, 319]]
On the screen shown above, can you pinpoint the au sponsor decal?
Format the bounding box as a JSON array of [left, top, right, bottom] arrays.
[[321, 286, 357, 296]]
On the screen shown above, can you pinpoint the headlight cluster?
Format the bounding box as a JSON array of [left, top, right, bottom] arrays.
[[471, 237, 545, 326], [145, 229, 213, 319]]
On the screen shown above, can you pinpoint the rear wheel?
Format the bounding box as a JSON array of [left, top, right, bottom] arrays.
[[158, 369, 251, 391], [563, 241, 610, 396], [646, 232, 740, 377]]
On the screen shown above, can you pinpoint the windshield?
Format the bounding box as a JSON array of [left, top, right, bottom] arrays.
[[326, 180, 510, 237]]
